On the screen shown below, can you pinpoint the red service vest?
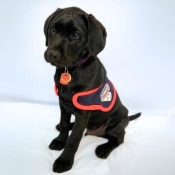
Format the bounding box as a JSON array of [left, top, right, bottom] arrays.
[[54, 77, 117, 113]]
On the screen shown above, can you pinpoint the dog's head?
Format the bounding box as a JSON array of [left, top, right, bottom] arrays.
[[44, 7, 107, 67]]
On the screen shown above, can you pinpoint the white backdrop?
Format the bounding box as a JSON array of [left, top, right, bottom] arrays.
[[0, 0, 174, 114], [0, 0, 175, 175]]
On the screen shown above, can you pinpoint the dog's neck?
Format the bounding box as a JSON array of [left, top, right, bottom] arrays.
[[56, 54, 91, 70], [58, 54, 91, 86]]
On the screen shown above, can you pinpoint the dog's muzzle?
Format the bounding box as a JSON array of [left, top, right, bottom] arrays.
[[44, 50, 61, 63]]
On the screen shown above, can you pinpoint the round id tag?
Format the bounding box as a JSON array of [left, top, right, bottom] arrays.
[[60, 72, 71, 85]]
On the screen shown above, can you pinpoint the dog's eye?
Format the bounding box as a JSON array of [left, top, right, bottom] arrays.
[[73, 32, 80, 38], [51, 27, 56, 33]]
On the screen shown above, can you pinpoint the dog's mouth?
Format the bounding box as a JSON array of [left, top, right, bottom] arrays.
[[50, 61, 75, 68], [51, 62, 63, 68], [49, 56, 77, 68]]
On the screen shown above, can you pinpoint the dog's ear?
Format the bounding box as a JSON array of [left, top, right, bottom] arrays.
[[44, 8, 61, 46], [84, 14, 107, 57]]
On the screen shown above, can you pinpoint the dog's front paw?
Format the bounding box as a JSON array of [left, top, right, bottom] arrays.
[[53, 156, 74, 173], [95, 144, 112, 159], [49, 138, 65, 151]]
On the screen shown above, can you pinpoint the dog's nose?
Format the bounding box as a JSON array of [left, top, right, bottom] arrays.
[[48, 50, 61, 62]]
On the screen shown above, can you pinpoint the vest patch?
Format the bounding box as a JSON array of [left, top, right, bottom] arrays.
[[101, 83, 112, 102]]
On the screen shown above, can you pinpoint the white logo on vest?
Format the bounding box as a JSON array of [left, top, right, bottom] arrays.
[[100, 83, 112, 101]]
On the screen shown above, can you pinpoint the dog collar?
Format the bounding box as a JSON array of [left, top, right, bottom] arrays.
[[78, 54, 91, 66], [67, 54, 90, 68]]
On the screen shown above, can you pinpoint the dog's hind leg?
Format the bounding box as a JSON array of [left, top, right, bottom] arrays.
[[95, 115, 129, 159]]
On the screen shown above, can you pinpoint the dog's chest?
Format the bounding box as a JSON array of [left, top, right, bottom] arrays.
[[59, 84, 72, 99], [59, 84, 75, 113]]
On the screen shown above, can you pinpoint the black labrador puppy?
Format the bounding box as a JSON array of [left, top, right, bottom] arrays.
[[44, 7, 141, 173]]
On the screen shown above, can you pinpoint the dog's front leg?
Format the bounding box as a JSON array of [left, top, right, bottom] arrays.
[[53, 111, 90, 173], [49, 102, 71, 151]]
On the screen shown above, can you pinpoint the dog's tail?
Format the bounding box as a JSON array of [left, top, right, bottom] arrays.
[[129, 112, 141, 121]]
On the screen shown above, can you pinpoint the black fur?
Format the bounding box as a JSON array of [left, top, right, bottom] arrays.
[[44, 7, 141, 173]]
